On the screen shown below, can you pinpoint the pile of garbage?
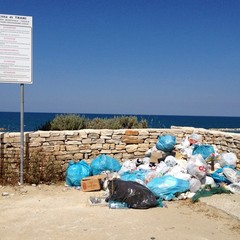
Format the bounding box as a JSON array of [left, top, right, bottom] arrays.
[[65, 133, 240, 209]]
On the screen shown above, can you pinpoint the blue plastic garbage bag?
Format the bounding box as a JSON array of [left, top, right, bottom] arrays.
[[90, 154, 121, 175], [192, 144, 215, 160], [147, 175, 189, 200], [210, 166, 233, 184], [156, 135, 176, 152], [66, 160, 91, 186], [120, 170, 146, 184]]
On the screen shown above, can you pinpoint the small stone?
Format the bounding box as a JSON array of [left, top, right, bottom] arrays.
[[32, 184, 37, 187], [2, 192, 9, 196]]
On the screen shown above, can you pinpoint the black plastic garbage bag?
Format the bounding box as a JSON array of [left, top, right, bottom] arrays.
[[106, 179, 158, 209]]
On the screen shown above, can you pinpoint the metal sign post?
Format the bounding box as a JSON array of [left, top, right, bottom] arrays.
[[0, 14, 33, 184], [20, 84, 24, 184]]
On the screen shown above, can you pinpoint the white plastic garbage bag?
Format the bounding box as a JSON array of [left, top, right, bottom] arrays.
[[219, 152, 238, 168], [189, 133, 202, 145], [187, 154, 208, 180], [166, 165, 191, 181], [142, 157, 150, 165], [189, 178, 201, 193], [137, 164, 151, 171], [227, 183, 240, 194], [180, 146, 193, 158], [201, 176, 217, 188], [164, 156, 177, 167], [223, 167, 240, 183], [155, 161, 170, 176], [175, 136, 190, 149], [145, 170, 159, 184], [176, 159, 188, 170], [182, 136, 191, 148], [118, 160, 136, 175]]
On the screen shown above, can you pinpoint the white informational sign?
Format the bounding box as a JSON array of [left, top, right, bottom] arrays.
[[0, 14, 32, 84]]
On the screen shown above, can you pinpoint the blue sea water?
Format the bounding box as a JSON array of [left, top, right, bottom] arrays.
[[0, 111, 240, 133]]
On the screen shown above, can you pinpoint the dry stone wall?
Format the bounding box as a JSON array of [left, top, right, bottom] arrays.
[[0, 127, 240, 184]]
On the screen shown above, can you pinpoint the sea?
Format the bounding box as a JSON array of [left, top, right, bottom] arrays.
[[0, 111, 240, 133]]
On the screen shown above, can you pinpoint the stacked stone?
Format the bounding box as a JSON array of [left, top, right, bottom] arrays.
[[0, 127, 240, 184]]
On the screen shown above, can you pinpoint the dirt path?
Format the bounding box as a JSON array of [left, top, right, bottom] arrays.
[[0, 183, 239, 240]]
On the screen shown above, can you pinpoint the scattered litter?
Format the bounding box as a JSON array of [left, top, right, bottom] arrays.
[[108, 200, 129, 209], [89, 196, 108, 206], [64, 133, 240, 210], [2, 192, 9, 197]]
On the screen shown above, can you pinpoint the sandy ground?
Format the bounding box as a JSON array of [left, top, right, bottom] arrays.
[[0, 183, 239, 240]]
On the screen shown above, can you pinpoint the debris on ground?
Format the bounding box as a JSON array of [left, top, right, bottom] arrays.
[[64, 133, 240, 209]]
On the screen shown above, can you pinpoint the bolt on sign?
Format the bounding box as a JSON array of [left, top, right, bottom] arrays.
[[0, 14, 32, 84]]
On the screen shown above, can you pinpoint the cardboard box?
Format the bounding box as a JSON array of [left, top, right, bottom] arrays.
[[150, 150, 163, 163], [81, 175, 106, 192]]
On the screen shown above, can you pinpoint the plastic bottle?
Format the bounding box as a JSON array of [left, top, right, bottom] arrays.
[[108, 201, 129, 209]]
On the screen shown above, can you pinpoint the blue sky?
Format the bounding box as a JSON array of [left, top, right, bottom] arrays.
[[0, 0, 240, 116]]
